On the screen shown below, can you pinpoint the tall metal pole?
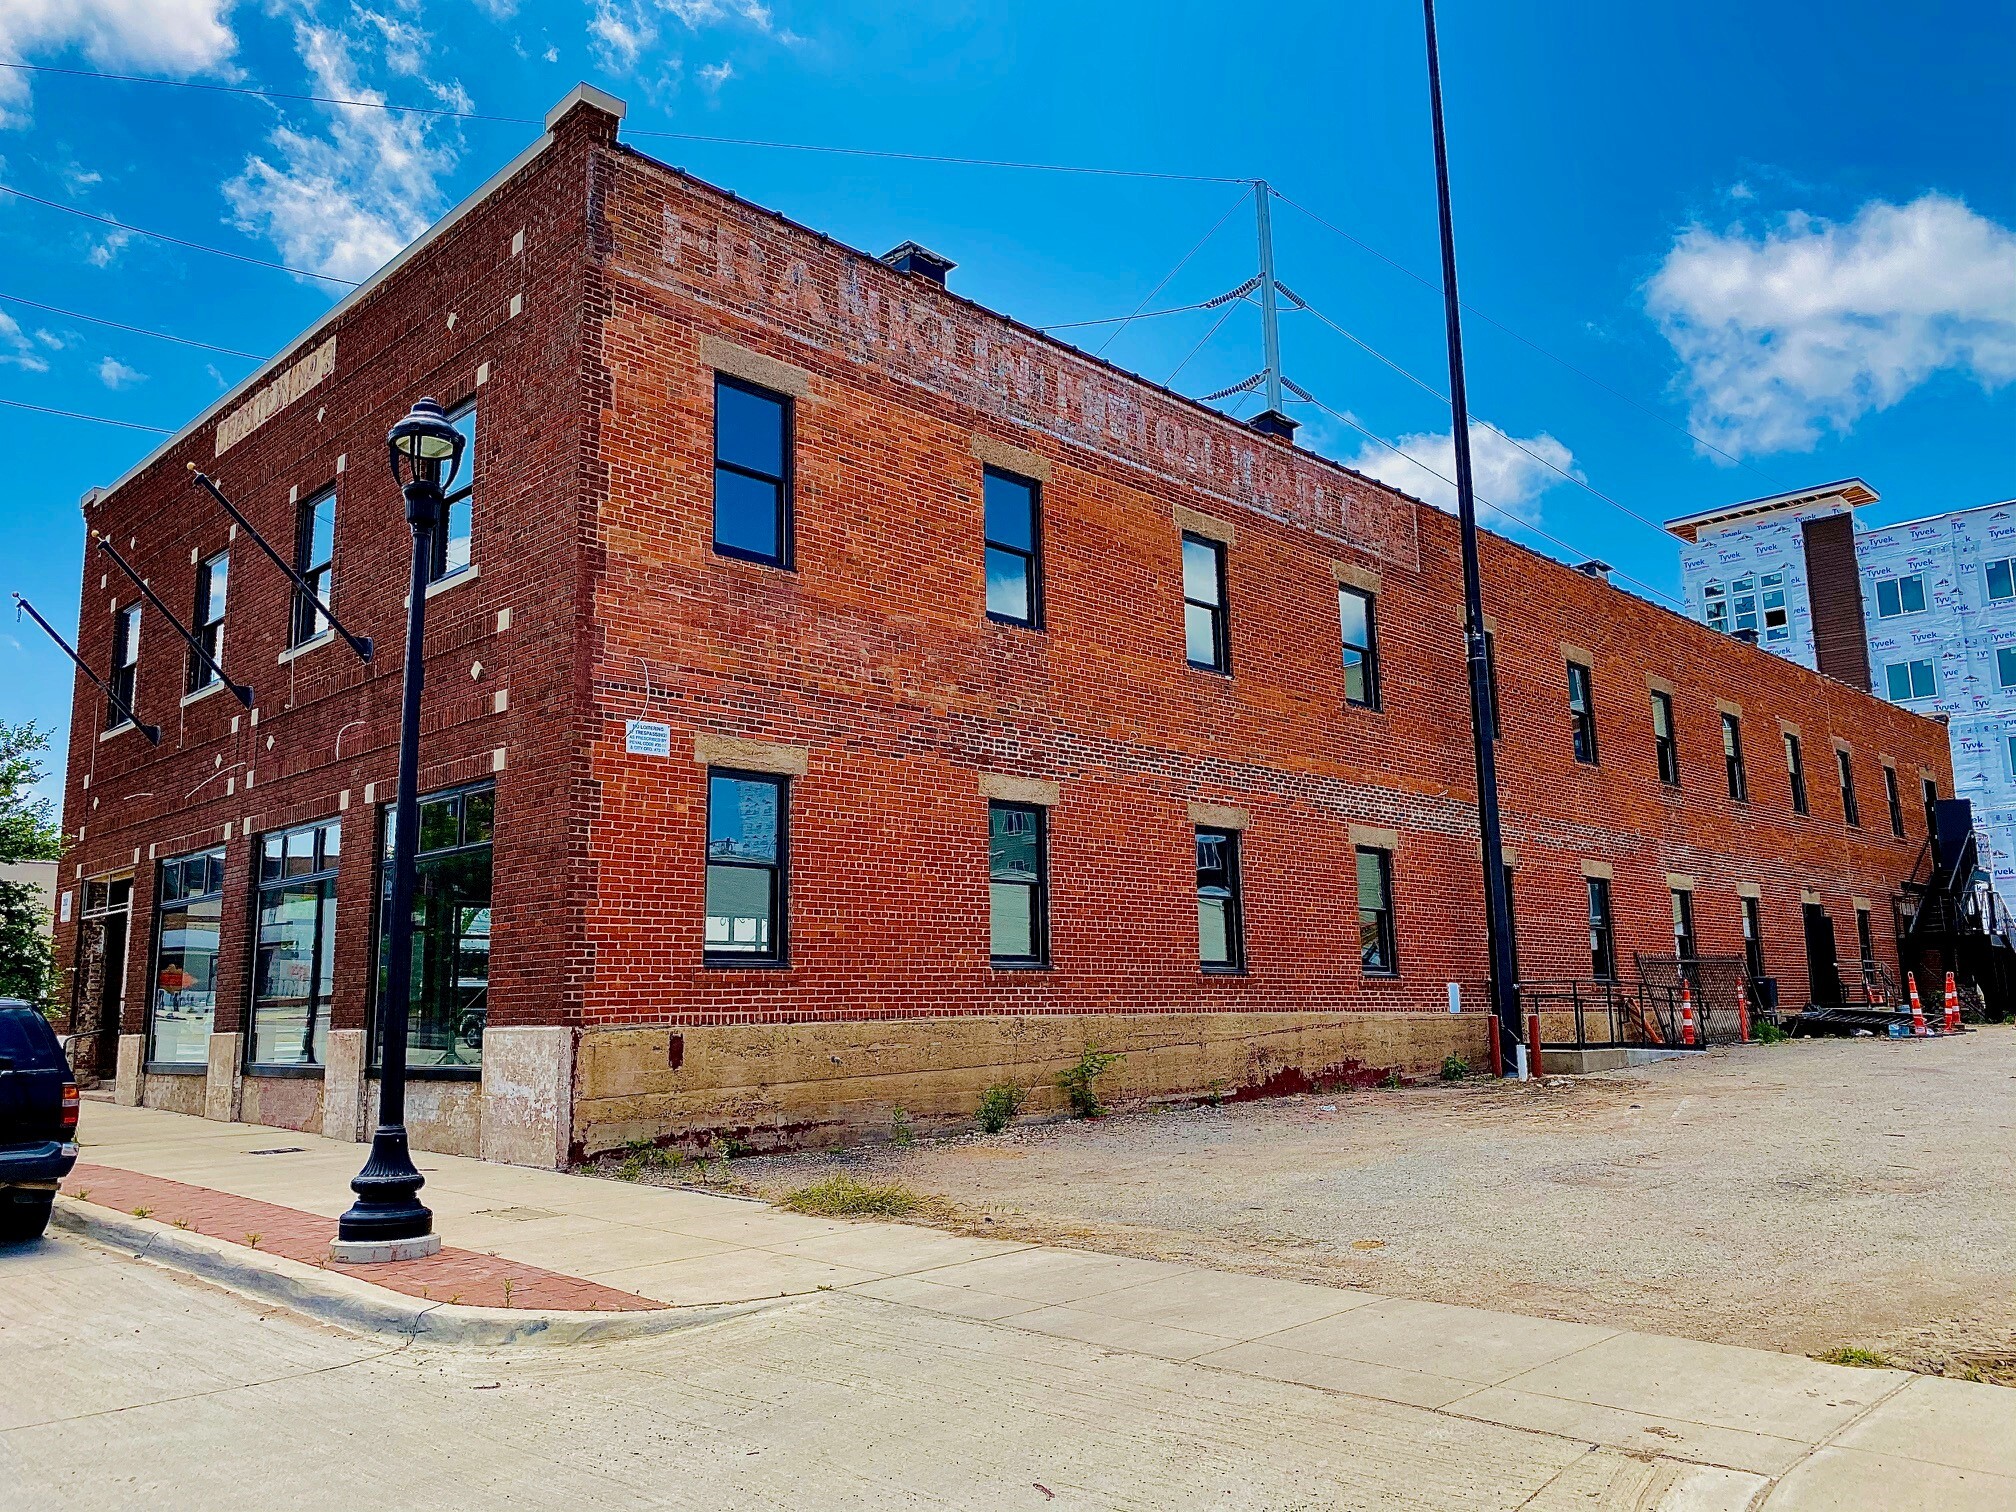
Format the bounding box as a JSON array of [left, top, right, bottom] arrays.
[[1254, 181, 1285, 417], [335, 474, 439, 1252], [1422, 0, 1521, 1072]]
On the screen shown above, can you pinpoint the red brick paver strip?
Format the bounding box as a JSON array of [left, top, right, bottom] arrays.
[[61, 1164, 664, 1313]]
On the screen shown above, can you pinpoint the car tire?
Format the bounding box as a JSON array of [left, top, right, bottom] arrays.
[[0, 1192, 55, 1243]]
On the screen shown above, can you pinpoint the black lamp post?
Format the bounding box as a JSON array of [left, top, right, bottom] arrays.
[[335, 397, 466, 1256]]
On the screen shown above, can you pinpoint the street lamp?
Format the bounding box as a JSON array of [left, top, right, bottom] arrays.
[[334, 397, 466, 1260]]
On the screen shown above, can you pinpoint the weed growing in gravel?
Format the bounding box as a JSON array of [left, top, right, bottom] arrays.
[[976, 1082, 1026, 1134], [1378, 1070, 1405, 1089], [891, 1106, 916, 1147], [614, 1139, 685, 1183], [1440, 1054, 1470, 1081], [1817, 1347, 1893, 1368], [1058, 1047, 1123, 1118], [1755, 1020, 1790, 1045], [781, 1175, 921, 1218]]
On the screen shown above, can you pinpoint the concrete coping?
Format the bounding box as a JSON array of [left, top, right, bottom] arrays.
[[971, 433, 1051, 483], [1801, 888, 1823, 905], [1666, 873, 1695, 892], [1331, 560, 1381, 595], [1717, 699, 1744, 719], [1581, 859, 1615, 880], [1348, 823, 1399, 852], [1171, 503, 1234, 546], [1560, 642, 1594, 667], [1645, 672, 1677, 696], [1779, 719, 1802, 737], [1188, 801, 1251, 832], [979, 772, 1060, 808], [693, 733, 809, 776], [699, 334, 812, 399], [1736, 882, 1762, 898]]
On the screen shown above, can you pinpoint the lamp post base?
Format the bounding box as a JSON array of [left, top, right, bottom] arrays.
[[330, 1234, 444, 1265], [337, 1124, 434, 1244]]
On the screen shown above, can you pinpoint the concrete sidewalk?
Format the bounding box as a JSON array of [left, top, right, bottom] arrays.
[[60, 1101, 2016, 1509]]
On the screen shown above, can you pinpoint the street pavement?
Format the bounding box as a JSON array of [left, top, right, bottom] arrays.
[[2, 1099, 2010, 1509]]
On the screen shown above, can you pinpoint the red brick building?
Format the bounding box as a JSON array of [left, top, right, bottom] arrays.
[[49, 87, 1951, 1166]]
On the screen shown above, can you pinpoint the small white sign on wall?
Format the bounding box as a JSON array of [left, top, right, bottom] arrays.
[[625, 720, 672, 758], [59, 890, 73, 924]]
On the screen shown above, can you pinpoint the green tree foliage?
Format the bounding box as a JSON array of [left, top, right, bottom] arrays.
[[0, 722, 65, 1010]]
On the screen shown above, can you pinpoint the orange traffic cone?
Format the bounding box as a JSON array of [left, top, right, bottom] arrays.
[[1736, 977, 1751, 1042], [1908, 975, 1928, 1036], [1681, 980, 1698, 1046], [1944, 971, 1962, 1034]]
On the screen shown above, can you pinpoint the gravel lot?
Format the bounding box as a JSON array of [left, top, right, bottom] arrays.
[[729, 1026, 2016, 1378]]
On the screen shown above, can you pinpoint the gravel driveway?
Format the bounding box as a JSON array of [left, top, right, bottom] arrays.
[[730, 1026, 2016, 1378]]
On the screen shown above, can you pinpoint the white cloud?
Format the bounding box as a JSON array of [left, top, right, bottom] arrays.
[[223, 16, 464, 284], [33, 328, 64, 349], [97, 355, 145, 387], [85, 227, 131, 267], [698, 59, 732, 90], [1646, 193, 2016, 458], [584, 0, 775, 82], [589, 0, 656, 70], [1344, 421, 1577, 526], [0, 311, 51, 372], [356, 7, 431, 77], [0, 0, 237, 127]]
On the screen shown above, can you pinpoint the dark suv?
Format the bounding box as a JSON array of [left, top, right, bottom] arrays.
[[0, 999, 79, 1241]]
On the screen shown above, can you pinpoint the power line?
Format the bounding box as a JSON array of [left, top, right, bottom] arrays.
[[1164, 299, 1243, 387], [1091, 186, 1251, 356], [0, 396, 173, 434], [0, 60, 535, 124], [0, 293, 267, 360], [1041, 300, 1217, 332], [0, 185, 360, 287]]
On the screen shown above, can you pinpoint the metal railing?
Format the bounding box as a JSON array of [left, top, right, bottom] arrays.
[[1517, 978, 1696, 1051]]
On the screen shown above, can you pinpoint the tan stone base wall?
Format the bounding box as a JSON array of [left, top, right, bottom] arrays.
[[240, 1074, 326, 1134], [141, 1071, 207, 1119], [573, 1010, 1492, 1158]]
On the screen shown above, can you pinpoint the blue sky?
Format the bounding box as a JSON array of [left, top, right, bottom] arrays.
[[3, 0, 2013, 805]]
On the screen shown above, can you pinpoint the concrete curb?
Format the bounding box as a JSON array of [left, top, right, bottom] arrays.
[[53, 1198, 771, 1347]]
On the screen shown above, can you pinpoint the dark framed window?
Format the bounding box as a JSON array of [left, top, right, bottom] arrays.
[[1874, 573, 1926, 619], [1855, 905, 1876, 972], [1883, 765, 1904, 838], [107, 601, 141, 729], [1988, 558, 2016, 602], [705, 770, 787, 964], [1742, 895, 1766, 985], [1338, 586, 1380, 709], [1651, 690, 1679, 786], [1587, 876, 1617, 981], [1196, 827, 1244, 971], [1922, 776, 1938, 837], [1181, 533, 1230, 672], [1884, 659, 1936, 701], [1671, 886, 1696, 961], [713, 375, 792, 568], [1785, 732, 1809, 814], [982, 467, 1041, 627], [1483, 629, 1503, 739], [148, 847, 225, 1065], [1837, 749, 1860, 827], [251, 820, 338, 1068], [1567, 661, 1598, 764], [429, 402, 477, 582], [374, 782, 493, 1069], [188, 550, 228, 693], [1723, 713, 1747, 802], [1356, 847, 1397, 976], [1998, 647, 2016, 690], [989, 802, 1048, 966], [292, 488, 336, 646]]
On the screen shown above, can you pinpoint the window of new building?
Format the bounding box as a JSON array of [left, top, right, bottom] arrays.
[[1357, 847, 1397, 976], [292, 488, 336, 646], [1651, 690, 1679, 785], [705, 771, 786, 963], [1723, 712, 1747, 802], [375, 783, 493, 1068], [431, 401, 477, 582], [1731, 575, 1758, 633], [2008, 737, 2016, 781], [989, 802, 1048, 966], [1884, 765, 1905, 837], [713, 376, 791, 568], [187, 550, 228, 693], [1785, 732, 1809, 814], [982, 467, 1041, 627], [1987, 558, 2016, 602], [107, 601, 140, 729], [1884, 659, 1937, 701], [1703, 580, 1728, 633], [1762, 571, 1790, 641], [1587, 876, 1617, 981], [1182, 534, 1229, 672], [1671, 886, 1696, 961], [1337, 586, 1379, 709], [1195, 827, 1243, 972], [1838, 749, 1860, 828], [1741, 895, 1766, 985], [148, 847, 224, 1065], [1567, 661, 1598, 764], [251, 820, 338, 1068], [1999, 647, 2016, 690], [1875, 573, 1927, 619]]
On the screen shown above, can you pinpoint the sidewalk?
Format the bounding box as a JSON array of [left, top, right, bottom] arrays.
[[59, 1101, 2016, 1509]]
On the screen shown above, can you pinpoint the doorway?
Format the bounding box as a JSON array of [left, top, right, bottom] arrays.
[[1801, 902, 1843, 1008], [75, 875, 132, 1082]]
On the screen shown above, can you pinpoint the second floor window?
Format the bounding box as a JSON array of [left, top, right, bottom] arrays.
[[1786, 732, 1809, 814], [188, 551, 228, 693], [706, 771, 786, 964], [1875, 573, 1926, 618], [1567, 661, 1598, 764], [1838, 749, 1860, 827], [1884, 765, 1905, 837], [108, 602, 140, 729], [1651, 690, 1679, 785], [989, 802, 1048, 966], [430, 402, 477, 581], [1196, 827, 1243, 971], [1588, 876, 1616, 981], [1988, 558, 2016, 602], [1357, 847, 1397, 976], [713, 376, 791, 568], [292, 489, 336, 646], [1338, 586, 1379, 709], [982, 467, 1041, 626], [1998, 647, 2016, 690], [1884, 659, 1936, 701], [1182, 534, 1229, 672], [1723, 713, 1747, 802]]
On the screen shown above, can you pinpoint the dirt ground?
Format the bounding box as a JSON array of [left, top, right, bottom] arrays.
[[715, 1026, 2016, 1380]]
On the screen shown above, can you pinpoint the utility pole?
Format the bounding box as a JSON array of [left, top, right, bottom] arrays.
[[1249, 182, 1298, 441], [1422, 0, 1521, 1072]]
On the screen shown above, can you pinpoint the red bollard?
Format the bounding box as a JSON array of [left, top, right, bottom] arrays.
[[1736, 977, 1751, 1043], [1944, 971, 1962, 1034], [1681, 980, 1697, 1047], [1908, 975, 1928, 1036], [1527, 1011, 1543, 1079]]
